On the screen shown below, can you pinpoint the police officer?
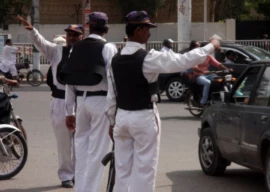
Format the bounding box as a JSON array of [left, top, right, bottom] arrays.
[[106, 10, 220, 192], [17, 16, 83, 188], [64, 12, 117, 192]]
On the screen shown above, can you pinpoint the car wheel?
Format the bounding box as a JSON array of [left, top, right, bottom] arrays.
[[165, 78, 185, 101], [265, 149, 270, 191], [199, 128, 227, 176]]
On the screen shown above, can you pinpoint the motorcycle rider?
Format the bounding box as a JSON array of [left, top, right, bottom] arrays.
[[160, 38, 174, 52], [0, 39, 20, 80], [17, 15, 83, 188], [193, 47, 230, 108]]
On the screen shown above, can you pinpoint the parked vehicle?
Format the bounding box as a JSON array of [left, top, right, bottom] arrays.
[[185, 69, 235, 117], [158, 43, 270, 101], [2, 57, 44, 86], [0, 84, 28, 180], [197, 60, 270, 191]]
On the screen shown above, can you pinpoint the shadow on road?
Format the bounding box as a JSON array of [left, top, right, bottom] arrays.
[[166, 169, 266, 192], [11, 84, 50, 93], [161, 116, 200, 121], [2, 185, 61, 192]]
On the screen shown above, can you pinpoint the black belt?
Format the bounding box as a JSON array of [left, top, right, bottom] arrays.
[[118, 102, 154, 111], [76, 90, 107, 97], [52, 89, 65, 99]]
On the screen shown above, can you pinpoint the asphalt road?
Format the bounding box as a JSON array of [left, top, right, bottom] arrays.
[[0, 84, 267, 192]]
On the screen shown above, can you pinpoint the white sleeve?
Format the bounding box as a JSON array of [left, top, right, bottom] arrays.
[[143, 43, 215, 73], [106, 66, 117, 126], [10, 46, 18, 53], [28, 28, 59, 62], [65, 84, 76, 116], [102, 43, 118, 126]]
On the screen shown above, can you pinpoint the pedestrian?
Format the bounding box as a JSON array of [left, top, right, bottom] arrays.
[[0, 39, 20, 80], [263, 33, 269, 51], [106, 10, 220, 192], [160, 38, 174, 52], [17, 15, 84, 188], [64, 12, 117, 192]]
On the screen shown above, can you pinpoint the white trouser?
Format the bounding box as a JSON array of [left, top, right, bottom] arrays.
[[113, 104, 161, 192], [50, 98, 74, 181], [74, 95, 111, 192], [9, 64, 18, 76]]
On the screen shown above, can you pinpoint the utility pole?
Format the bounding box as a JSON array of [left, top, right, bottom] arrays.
[[177, 0, 191, 52], [32, 0, 40, 70], [204, 0, 207, 41]]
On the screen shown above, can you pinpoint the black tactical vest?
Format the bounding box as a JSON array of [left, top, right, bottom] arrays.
[[111, 49, 158, 110], [46, 46, 71, 99], [61, 38, 107, 86]]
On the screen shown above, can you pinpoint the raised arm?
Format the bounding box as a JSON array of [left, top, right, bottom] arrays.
[[17, 15, 59, 62]]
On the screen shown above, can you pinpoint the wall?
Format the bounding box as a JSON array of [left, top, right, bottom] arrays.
[[3, 19, 235, 44]]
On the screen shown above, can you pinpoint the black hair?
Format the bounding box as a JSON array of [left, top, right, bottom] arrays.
[[5, 39, 11, 45], [188, 40, 199, 50], [125, 23, 148, 37], [89, 24, 108, 34], [200, 42, 208, 47], [226, 50, 234, 57]]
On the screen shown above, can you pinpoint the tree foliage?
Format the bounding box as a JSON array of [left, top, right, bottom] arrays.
[[0, 0, 32, 27], [209, 0, 251, 21], [108, 0, 177, 21]]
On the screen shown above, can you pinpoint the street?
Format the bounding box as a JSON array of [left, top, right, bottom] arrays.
[[0, 84, 267, 192]]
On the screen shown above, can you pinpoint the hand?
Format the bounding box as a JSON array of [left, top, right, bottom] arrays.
[[108, 125, 114, 141], [209, 38, 220, 51], [17, 15, 33, 30], [5, 79, 18, 85], [66, 115, 76, 132], [229, 68, 233, 72]]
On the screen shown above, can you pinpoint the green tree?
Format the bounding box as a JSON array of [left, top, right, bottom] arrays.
[[0, 0, 32, 28], [108, 0, 177, 21]]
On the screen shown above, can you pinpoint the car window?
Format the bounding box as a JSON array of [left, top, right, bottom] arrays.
[[233, 66, 262, 104], [217, 48, 249, 64], [251, 67, 270, 106], [242, 46, 270, 60]]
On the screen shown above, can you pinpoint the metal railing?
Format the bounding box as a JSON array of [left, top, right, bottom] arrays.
[[14, 40, 270, 65]]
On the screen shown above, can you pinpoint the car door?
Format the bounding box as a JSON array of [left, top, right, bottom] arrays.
[[241, 66, 270, 167], [216, 66, 263, 162]]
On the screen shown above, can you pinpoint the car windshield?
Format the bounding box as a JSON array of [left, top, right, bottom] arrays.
[[242, 46, 270, 60]]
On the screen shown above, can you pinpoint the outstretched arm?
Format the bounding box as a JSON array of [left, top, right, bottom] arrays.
[[17, 15, 60, 62]]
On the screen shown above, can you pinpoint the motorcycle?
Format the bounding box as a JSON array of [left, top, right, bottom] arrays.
[[0, 84, 28, 180], [184, 69, 235, 117], [2, 57, 44, 86]]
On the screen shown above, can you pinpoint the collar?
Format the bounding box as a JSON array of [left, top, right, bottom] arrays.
[[125, 41, 146, 49], [88, 34, 106, 41]]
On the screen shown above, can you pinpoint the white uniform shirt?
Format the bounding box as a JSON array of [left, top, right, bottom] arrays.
[[106, 41, 215, 126], [224, 59, 234, 64], [65, 34, 117, 116], [160, 46, 171, 53], [29, 28, 64, 90], [0, 45, 18, 72]]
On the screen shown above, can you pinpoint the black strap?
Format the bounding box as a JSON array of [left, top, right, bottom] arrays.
[[118, 103, 153, 111], [76, 90, 107, 97], [52, 88, 65, 99]]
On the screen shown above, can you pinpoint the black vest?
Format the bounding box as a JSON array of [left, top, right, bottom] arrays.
[[111, 49, 158, 110], [61, 38, 107, 86], [46, 46, 70, 99]]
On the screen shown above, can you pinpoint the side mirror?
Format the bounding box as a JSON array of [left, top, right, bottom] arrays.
[[244, 58, 252, 64]]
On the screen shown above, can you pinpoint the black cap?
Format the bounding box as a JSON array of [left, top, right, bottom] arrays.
[[88, 12, 108, 26], [64, 24, 84, 34], [125, 11, 157, 28]]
